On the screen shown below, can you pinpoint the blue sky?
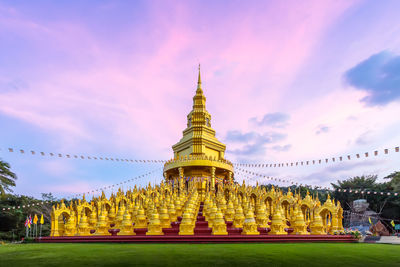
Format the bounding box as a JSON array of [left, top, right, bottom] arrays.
[[1, 0, 400, 198]]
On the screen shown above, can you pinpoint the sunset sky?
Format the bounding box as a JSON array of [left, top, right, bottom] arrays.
[[1, 0, 400, 198]]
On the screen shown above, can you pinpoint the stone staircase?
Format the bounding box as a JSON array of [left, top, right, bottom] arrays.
[[161, 202, 271, 236], [194, 203, 212, 235]]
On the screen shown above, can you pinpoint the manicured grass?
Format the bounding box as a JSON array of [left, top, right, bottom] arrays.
[[0, 243, 399, 266]]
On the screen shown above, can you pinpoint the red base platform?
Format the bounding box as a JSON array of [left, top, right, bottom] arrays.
[[37, 235, 355, 243]]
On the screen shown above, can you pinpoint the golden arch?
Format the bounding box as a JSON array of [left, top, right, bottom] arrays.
[[75, 202, 93, 223], [319, 207, 337, 234], [279, 198, 292, 219], [97, 199, 112, 211], [116, 196, 129, 208], [51, 208, 71, 237], [249, 193, 257, 205]]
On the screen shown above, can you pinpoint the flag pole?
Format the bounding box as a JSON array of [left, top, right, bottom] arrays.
[[29, 214, 32, 239], [39, 214, 44, 238]]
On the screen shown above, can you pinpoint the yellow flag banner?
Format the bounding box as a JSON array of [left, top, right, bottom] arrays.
[[40, 214, 44, 224], [33, 214, 38, 225], [391, 220, 395, 227]]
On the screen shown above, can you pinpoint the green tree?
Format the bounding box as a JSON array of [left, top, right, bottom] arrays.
[[332, 175, 378, 189], [331, 174, 400, 225], [41, 192, 57, 202], [382, 172, 400, 223], [0, 159, 17, 198], [384, 171, 400, 192], [0, 194, 54, 241], [331, 175, 386, 213]]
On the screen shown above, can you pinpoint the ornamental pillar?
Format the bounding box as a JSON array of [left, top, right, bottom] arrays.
[[178, 167, 184, 178], [178, 167, 184, 192], [211, 167, 216, 191], [51, 210, 58, 236], [228, 171, 233, 184]]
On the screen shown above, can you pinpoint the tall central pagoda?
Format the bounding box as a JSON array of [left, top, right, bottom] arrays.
[[163, 66, 234, 191]]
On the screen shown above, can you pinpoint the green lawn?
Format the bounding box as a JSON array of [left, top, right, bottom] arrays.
[[0, 243, 399, 267]]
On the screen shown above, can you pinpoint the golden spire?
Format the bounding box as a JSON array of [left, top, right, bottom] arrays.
[[192, 64, 207, 112], [170, 65, 226, 158], [197, 64, 202, 93]]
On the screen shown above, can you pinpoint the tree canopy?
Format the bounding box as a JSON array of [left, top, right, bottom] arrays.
[[0, 159, 17, 198], [331, 173, 400, 225]]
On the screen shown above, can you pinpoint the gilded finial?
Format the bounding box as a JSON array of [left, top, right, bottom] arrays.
[[198, 64, 201, 83], [197, 64, 202, 92]]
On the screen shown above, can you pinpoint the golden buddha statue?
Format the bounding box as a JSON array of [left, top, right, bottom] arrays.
[[64, 211, 77, 237], [77, 210, 91, 236]]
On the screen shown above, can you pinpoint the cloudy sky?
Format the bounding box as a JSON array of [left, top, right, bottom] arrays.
[[1, 0, 400, 198]]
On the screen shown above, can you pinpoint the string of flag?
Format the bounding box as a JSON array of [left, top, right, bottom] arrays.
[[337, 188, 399, 197], [1, 147, 167, 164], [1, 168, 162, 212], [235, 168, 275, 184], [1, 200, 56, 212], [235, 167, 400, 197], [69, 167, 162, 199], [234, 167, 312, 188], [233, 146, 400, 168], [235, 170, 270, 186], [3, 145, 399, 170], [235, 167, 324, 189]]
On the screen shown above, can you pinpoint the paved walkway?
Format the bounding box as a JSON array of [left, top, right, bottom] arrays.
[[364, 235, 400, 244], [376, 236, 400, 244]]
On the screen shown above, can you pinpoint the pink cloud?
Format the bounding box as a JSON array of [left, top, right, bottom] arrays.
[[7, 0, 400, 196], [0, 1, 361, 157]]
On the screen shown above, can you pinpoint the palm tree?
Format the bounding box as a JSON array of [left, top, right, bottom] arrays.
[[0, 159, 17, 197]]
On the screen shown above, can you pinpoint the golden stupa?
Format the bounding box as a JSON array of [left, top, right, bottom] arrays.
[[163, 65, 234, 195], [49, 67, 345, 238]]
